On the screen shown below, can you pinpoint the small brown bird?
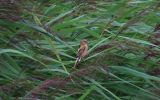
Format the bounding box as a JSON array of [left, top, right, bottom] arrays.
[[73, 39, 88, 68]]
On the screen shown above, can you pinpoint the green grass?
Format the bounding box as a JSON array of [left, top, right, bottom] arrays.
[[0, 0, 160, 100]]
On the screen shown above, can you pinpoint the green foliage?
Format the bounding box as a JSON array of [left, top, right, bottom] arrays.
[[0, 0, 160, 100]]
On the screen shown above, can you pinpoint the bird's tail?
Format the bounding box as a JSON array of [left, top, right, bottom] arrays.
[[73, 57, 81, 68]]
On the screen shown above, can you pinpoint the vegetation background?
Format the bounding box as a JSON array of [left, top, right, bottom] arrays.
[[0, 0, 160, 100]]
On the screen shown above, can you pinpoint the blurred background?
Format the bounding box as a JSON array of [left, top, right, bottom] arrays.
[[0, 0, 160, 100]]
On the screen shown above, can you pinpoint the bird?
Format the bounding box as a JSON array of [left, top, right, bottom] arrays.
[[73, 39, 88, 68]]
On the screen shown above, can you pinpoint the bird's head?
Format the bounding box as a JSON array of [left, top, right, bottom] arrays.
[[80, 39, 88, 45]]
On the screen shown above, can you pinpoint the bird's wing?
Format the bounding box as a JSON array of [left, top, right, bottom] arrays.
[[77, 46, 86, 58], [74, 45, 87, 68]]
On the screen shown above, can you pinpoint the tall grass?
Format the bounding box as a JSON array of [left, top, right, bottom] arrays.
[[0, 0, 160, 100]]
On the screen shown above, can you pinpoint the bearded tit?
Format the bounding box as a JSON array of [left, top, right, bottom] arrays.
[[73, 39, 88, 68]]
